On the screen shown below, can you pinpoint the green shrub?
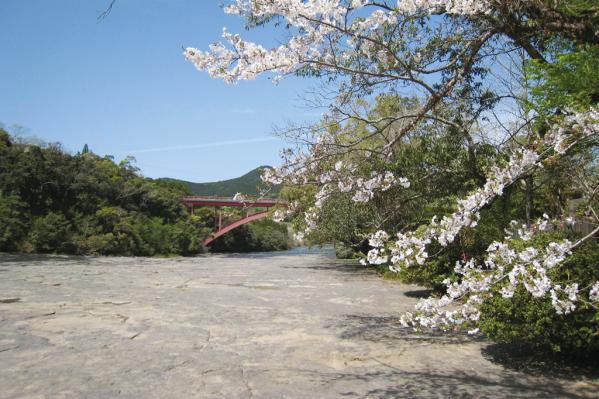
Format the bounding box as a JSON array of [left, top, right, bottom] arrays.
[[0, 193, 29, 252], [77, 233, 117, 255], [28, 213, 73, 253]]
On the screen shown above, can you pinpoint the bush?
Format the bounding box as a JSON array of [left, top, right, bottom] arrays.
[[28, 213, 73, 253], [479, 233, 599, 358], [77, 233, 117, 255], [0, 193, 29, 252], [136, 217, 174, 256]]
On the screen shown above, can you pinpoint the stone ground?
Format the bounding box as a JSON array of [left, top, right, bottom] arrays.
[[0, 248, 597, 399]]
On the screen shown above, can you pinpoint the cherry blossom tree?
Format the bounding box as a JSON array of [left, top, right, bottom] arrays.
[[185, 1, 599, 332]]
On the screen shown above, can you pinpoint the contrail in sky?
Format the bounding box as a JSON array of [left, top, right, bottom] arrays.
[[120, 136, 279, 155]]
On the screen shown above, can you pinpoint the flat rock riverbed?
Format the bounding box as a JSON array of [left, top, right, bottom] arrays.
[[0, 249, 597, 398]]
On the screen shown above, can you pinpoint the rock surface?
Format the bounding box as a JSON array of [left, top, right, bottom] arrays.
[[0, 249, 597, 398]]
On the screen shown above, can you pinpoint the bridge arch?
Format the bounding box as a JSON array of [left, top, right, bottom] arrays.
[[202, 211, 269, 246]]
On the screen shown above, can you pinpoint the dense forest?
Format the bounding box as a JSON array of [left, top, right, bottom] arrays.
[[0, 129, 290, 256]]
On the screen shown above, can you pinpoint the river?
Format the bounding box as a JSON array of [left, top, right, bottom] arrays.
[[0, 248, 596, 398]]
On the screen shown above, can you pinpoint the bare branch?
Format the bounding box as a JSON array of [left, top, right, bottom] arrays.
[[98, 0, 117, 22]]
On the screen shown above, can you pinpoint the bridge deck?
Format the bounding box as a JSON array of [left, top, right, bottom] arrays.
[[181, 196, 284, 208]]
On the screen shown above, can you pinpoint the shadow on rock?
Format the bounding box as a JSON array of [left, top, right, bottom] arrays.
[[403, 289, 434, 299], [336, 368, 588, 398], [335, 314, 484, 345], [332, 315, 598, 397], [482, 343, 599, 380]]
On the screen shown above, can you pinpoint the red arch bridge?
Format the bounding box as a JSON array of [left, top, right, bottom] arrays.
[[181, 196, 287, 246]]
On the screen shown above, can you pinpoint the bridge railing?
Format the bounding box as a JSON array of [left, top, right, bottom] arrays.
[[181, 196, 286, 208]]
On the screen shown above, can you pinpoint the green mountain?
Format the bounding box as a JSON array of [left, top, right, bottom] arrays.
[[162, 166, 281, 197]]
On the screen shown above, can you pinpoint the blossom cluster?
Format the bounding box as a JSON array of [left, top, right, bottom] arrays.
[[233, 192, 246, 201], [545, 106, 599, 154], [434, 149, 539, 247], [351, 171, 408, 202], [396, 0, 490, 15], [306, 167, 405, 234], [400, 220, 577, 330], [590, 282, 599, 303], [362, 147, 541, 272], [264, 157, 407, 209], [272, 208, 290, 222], [185, 1, 493, 83]]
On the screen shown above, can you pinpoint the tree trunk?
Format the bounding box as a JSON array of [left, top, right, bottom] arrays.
[[525, 175, 534, 224]]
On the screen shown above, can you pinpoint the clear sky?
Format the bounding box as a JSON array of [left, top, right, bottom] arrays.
[[0, 0, 320, 182]]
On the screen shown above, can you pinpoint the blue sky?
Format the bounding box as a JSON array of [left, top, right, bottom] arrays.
[[0, 1, 320, 182]]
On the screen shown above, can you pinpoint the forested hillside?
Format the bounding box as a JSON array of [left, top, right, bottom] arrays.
[[163, 166, 281, 197], [0, 129, 215, 255], [0, 130, 292, 255]]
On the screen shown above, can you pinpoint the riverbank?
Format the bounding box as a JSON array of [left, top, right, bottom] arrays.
[[0, 249, 597, 398]]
